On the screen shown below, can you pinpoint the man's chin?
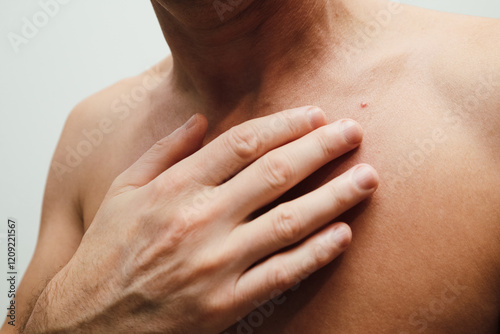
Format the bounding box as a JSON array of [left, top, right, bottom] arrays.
[[153, 0, 255, 29]]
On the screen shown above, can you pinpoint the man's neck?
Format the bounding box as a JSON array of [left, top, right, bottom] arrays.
[[152, 0, 376, 113]]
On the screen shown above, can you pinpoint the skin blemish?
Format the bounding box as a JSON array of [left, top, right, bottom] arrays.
[[361, 102, 368, 108]]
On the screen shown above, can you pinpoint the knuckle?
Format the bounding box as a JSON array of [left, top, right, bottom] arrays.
[[225, 124, 261, 161], [272, 206, 301, 245], [200, 296, 230, 323], [167, 210, 201, 245], [196, 259, 218, 279], [311, 242, 332, 266], [136, 137, 172, 171], [196, 249, 227, 276], [151, 171, 185, 195], [269, 265, 297, 290], [150, 136, 170, 155], [143, 181, 174, 210], [260, 154, 294, 189], [275, 112, 302, 136], [108, 170, 144, 198], [315, 131, 338, 157], [298, 248, 325, 279], [328, 183, 352, 209], [296, 243, 334, 281], [299, 256, 318, 279]]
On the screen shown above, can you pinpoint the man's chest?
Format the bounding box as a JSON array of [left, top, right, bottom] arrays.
[[80, 79, 493, 231], [80, 78, 500, 331]]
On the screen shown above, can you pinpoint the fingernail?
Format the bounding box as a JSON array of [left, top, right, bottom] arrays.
[[184, 114, 197, 130], [306, 107, 326, 127], [353, 165, 378, 190], [341, 120, 363, 144], [332, 226, 350, 249]]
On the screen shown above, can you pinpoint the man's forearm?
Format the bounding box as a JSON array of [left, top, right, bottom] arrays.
[[22, 264, 119, 334], [23, 271, 73, 333]]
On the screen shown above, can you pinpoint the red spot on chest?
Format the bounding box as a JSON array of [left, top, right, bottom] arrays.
[[361, 102, 368, 108]]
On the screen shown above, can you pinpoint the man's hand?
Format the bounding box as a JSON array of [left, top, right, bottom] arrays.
[[24, 106, 378, 333]]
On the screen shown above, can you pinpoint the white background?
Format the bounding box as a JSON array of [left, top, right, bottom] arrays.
[[0, 0, 499, 317]]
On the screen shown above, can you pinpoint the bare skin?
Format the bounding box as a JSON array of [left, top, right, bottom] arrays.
[[3, 0, 500, 333]]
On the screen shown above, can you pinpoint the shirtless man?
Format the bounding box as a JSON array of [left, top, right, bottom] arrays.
[[4, 0, 500, 332]]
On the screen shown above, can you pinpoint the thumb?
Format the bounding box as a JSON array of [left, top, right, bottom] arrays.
[[109, 114, 208, 196]]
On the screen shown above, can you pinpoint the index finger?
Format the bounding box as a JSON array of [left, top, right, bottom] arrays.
[[165, 106, 327, 186]]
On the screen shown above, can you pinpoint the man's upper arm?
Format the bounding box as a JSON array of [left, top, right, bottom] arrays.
[[1, 104, 89, 332]]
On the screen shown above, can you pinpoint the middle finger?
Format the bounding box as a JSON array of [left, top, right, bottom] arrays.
[[216, 119, 364, 221]]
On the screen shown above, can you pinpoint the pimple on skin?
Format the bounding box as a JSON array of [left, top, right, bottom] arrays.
[[360, 102, 368, 108]]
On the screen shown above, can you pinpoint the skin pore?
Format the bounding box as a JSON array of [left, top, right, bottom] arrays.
[[2, 0, 499, 332]]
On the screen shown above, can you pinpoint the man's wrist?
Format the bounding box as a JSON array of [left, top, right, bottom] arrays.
[[23, 266, 84, 333]]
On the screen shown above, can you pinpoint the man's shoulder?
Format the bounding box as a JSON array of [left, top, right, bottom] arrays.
[[51, 57, 173, 183], [428, 13, 500, 85], [418, 13, 500, 143], [67, 57, 172, 130]]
